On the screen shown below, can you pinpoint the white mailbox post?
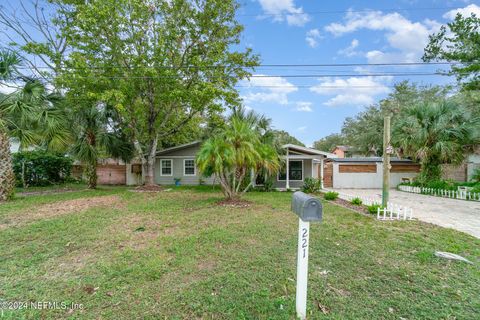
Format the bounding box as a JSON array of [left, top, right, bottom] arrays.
[[291, 191, 323, 320]]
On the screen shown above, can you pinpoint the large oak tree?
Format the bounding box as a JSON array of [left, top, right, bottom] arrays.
[[57, 0, 258, 185]]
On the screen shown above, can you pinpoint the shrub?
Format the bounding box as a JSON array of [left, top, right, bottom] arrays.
[[367, 204, 383, 215], [471, 168, 480, 183], [424, 179, 455, 190], [324, 191, 338, 200], [351, 197, 362, 205], [262, 176, 275, 192], [12, 150, 73, 187], [471, 182, 480, 193], [302, 177, 321, 193]]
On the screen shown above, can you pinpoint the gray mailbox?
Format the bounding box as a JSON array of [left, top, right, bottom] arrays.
[[291, 191, 322, 222], [291, 191, 323, 319]]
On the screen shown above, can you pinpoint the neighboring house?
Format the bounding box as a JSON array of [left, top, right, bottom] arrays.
[[442, 148, 480, 182], [331, 145, 363, 158], [323, 157, 420, 189], [154, 141, 336, 188]]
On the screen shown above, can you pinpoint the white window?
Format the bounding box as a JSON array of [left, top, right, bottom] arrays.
[[278, 160, 303, 181], [160, 159, 172, 176], [184, 159, 196, 176]]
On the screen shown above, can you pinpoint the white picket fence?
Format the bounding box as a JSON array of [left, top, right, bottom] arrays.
[[398, 185, 480, 201], [333, 191, 414, 220], [377, 203, 413, 221]]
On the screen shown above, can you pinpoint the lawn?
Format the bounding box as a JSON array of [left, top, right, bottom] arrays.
[[0, 186, 479, 319]]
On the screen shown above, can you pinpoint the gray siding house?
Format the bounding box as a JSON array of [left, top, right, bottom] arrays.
[[155, 141, 216, 185], [154, 141, 335, 188], [274, 144, 336, 189]]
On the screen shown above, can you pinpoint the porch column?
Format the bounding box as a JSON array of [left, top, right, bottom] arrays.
[[320, 158, 324, 189], [286, 147, 290, 189]]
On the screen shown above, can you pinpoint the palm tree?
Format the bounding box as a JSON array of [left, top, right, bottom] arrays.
[[0, 51, 19, 200], [0, 50, 70, 200], [393, 100, 479, 182], [196, 110, 279, 200], [70, 103, 134, 189]]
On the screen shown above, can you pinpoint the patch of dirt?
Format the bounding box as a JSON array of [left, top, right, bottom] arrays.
[[82, 285, 99, 295], [131, 185, 165, 192], [43, 248, 96, 280], [216, 198, 252, 208], [197, 259, 217, 272], [323, 196, 372, 217], [18, 187, 79, 196], [0, 195, 122, 230]]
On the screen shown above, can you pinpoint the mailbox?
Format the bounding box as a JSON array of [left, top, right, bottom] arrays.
[[291, 191, 322, 222]]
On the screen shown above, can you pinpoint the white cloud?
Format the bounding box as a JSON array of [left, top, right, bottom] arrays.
[[257, 0, 310, 26], [297, 126, 307, 132], [294, 101, 313, 112], [443, 4, 480, 20], [338, 39, 359, 57], [241, 75, 298, 105], [309, 76, 392, 107], [325, 10, 441, 63], [305, 29, 322, 47], [0, 83, 18, 94]]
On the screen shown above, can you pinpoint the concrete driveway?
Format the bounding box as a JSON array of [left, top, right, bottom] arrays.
[[333, 189, 480, 239]]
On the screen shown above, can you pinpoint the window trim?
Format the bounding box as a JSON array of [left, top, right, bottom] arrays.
[[183, 159, 196, 176], [277, 160, 304, 181], [160, 159, 173, 176]]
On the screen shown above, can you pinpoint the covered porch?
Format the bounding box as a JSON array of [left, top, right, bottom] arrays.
[[274, 144, 336, 190]]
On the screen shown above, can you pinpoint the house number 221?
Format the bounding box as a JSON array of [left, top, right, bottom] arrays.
[[301, 227, 308, 258]]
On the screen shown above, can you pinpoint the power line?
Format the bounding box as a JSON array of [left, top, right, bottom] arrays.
[[237, 6, 460, 17], [238, 85, 396, 89], [54, 72, 445, 79], [14, 61, 460, 70]]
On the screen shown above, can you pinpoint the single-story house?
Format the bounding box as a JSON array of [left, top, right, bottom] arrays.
[[331, 145, 364, 158], [154, 141, 336, 188], [323, 157, 420, 189], [154, 141, 216, 185], [276, 144, 336, 189]]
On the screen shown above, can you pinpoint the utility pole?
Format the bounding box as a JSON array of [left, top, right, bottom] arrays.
[[382, 115, 391, 208]]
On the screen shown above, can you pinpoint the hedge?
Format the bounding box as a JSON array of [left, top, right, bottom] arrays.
[[12, 150, 73, 187]]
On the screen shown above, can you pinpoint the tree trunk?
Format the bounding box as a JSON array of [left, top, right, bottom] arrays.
[[143, 137, 158, 186], [85, 162, 97, 189], [0, 130, 15, 201]]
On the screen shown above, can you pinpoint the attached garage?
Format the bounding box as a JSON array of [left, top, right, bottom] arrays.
[[97, 165, 126, 185], [72, 161, 129, 185], [323, 157, 420, 189]]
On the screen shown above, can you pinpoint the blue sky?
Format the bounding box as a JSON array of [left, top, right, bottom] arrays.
[[1, 0, 479, 147], [235, 0, 480, 146]]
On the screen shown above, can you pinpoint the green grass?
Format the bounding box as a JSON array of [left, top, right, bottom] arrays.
[[0, 186, 479, 319]]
